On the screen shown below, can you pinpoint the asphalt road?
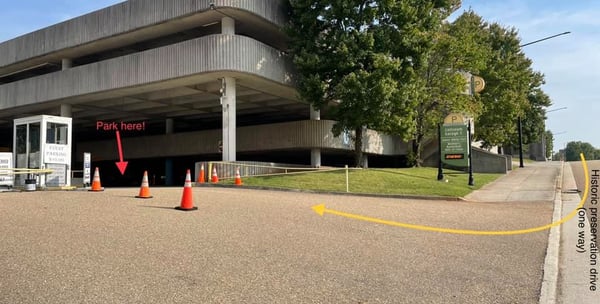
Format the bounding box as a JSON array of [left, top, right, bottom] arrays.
[[0, 187, 553, 303]]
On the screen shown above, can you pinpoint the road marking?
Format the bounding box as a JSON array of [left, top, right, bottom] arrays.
[[312, 153, 589, 236]]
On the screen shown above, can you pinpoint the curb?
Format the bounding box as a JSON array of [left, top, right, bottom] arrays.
[[538, 161, 564, 304], [195, 183, 464, 201]]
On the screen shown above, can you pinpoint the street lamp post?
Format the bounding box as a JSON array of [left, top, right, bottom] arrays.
[[519, 31, 571, 47], [517, 31, 570, 167], [518, 116, 524, 167]]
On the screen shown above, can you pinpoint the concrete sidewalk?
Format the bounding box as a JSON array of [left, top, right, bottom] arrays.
[[465, 161, 596, 304], [463, 161, 560, 203]]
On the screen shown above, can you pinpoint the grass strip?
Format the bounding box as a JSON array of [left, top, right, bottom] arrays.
[[220, 167, 501, 197]]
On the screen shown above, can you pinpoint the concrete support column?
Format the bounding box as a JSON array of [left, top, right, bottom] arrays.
[[165, 118, 174, 186], [311, 149, 321, 168], [59, 104, 72, 117], [165, 118, 174, 134], [219, 16, 236, 161], [362, 155, 369, 169], [310, 106, 321, 168], [221, 77, 236, 161], [310, 106, 320, 120], [61, 58, 72, 70], [165, 159, 174, 186], [221, 16, 235, 35]]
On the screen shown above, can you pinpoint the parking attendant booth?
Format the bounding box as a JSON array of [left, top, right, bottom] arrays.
[[13, 115, 72, 188]]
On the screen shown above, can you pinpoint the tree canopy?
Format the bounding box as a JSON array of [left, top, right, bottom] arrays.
[[564, 141, 600, 161], [286, 0, 459, 167], [286, 1, 553, 167], [407, 10, 490, 166]]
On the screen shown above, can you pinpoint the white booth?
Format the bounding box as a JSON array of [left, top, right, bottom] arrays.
[[13, 115, 72, 188]]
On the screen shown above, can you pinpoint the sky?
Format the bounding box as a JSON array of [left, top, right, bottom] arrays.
[[0, 0, 598, 152], [451, 0, 599, 152]]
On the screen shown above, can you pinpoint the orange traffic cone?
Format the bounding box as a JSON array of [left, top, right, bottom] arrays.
[[197, 164, 205, 184], [234, 167, 243, 186], [175, 169, 197, 211], [211, 167, 219, 183], [135, 171, 153, 199], [89, 167, 104, 192]]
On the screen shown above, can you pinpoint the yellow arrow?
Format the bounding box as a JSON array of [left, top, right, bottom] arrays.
[[312, 153, 589, 236]]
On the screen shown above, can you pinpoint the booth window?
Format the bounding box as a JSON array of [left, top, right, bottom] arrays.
[[28, 123, 40, 168], [46, 122, 68, 145], [16, 125, 27, 154]]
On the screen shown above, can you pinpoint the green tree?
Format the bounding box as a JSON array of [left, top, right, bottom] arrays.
[[332, 54, 404, 167], [286, 0, 458, 167], [521, 72, 552, 145], [469, 21, 552, 151], [564, 141, 598, 161], [407, 10, 490, 166], [475, 24, 532, 148]]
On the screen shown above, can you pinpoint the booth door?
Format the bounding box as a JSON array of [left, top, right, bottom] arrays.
[[15, 123, 41, 185], [45, 122, 70, 187]]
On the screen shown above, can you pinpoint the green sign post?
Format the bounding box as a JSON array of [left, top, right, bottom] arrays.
[[437, 113, 474, 186], [440, 124, 469, 167]]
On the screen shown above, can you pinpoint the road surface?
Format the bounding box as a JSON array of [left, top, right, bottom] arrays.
[[0, 186, 554, 303]]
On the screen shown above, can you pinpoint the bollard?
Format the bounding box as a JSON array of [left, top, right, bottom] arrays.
[[345, 165, 349, 193]]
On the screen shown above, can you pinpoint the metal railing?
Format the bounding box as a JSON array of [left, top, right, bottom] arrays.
[[1, 168, 53, 175], [0, 168, 54, 189], [196, 161, 355, 192], [196, 161, 327, 181]]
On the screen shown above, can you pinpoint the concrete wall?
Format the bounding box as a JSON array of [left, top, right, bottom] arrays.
[[529, 142, 546, 161], [0, 35, 296, 110], [76, 120, 410, 161], [423, 143, 510, 174], [471, 147, 509, 174], [0, 0, 288, 70]]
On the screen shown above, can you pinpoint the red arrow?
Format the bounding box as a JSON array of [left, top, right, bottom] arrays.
[[115, 130, 128, 175]]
